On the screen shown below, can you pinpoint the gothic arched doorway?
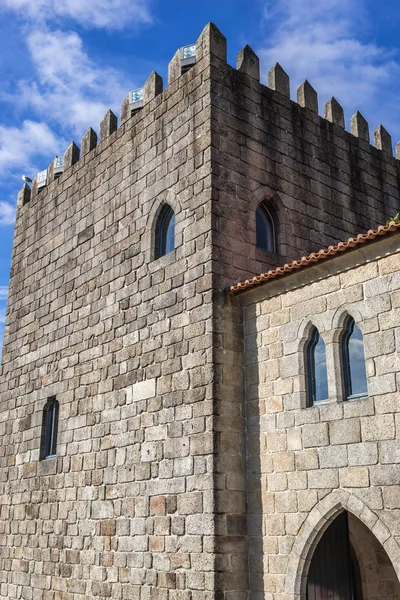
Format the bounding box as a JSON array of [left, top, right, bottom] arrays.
[[306, 511, 400, 600], [307, 511, 361, 600]]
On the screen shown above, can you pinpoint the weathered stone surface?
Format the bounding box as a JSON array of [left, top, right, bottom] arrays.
[[324, 97, 345, 128], [236, 45, 260, 80], [297, 80, 318, 113], [2, 20, 400, 600], [374, 124, 392, 155], [350, 110, 370, 142], [267, 63, 290, 97]]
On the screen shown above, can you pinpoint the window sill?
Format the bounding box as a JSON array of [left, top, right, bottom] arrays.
[[346, 393, 368, 401]]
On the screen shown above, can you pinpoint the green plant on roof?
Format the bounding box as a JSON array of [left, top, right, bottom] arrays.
[[386, 213, 400, 225]]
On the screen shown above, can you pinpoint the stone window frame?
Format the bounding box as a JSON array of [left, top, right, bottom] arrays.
[[331, 307, 369, 403], [255, 202, 277, 253], [154, 204, 175, 259], [148, 191, 181, 263], [251, 188, 290, 262], [295, 318, 328, 410], [341, 316, 368, 401], [294, 308, 371, 409]]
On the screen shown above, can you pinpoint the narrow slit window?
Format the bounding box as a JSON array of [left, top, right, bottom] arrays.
[[306, 328, 329, 406], [40, 398, 59, 459], [155, 205, 175, 259], [342, 317, 368, 400], [256, 204, 276, 252]]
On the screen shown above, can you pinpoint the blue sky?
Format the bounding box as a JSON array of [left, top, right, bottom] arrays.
[[0, 0, 400, 350]]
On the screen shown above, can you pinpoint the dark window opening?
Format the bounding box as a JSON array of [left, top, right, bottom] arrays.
[[40, 397, 59, 460], [256, 204, 276, 252], [306, 327, 328, 406], [181, 64, 194, 75], [342, 317, 368, 400], [130, 108, 142, 118], [155, 204, 175, 259]]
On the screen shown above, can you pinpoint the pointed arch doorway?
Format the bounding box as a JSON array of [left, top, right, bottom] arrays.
[[307, 512, 361, 600], [306, 511, 400, 600]]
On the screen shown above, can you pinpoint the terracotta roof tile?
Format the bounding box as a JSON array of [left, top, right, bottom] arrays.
[[229, 221, 400, 293]]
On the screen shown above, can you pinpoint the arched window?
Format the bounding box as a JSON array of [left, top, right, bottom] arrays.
[[155, 204, 175, 259], [306, 327, 328, 406], [342, 317, 368, 400], [40, 398, 59, 459], [256, 204, 276, 252]]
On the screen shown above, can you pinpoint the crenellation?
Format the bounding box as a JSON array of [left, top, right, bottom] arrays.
[[297, 80, 318, 114], [195, 22, 227, 64], [17, 183, 31, 208], [236, 45, 260, 81], [350, 110, 370, 142], [324, 96, 345, 128], [374, 124, 393, 155], [81, 126, 98, 157], [100, 109, 118, 142], [21, 27, 400, 219], [64, 141, 80, 169], [267, 63, 290, 98]]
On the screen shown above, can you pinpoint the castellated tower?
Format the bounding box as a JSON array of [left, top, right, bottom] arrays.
[[0, 22, 399, 600]]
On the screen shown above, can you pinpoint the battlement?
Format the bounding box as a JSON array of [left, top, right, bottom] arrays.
[[19, 22, 400, 207]]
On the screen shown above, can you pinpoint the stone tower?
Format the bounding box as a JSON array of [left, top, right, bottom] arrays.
[[0, 22, 399, 600]]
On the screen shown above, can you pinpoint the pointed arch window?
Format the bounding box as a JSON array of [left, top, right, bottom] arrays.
[[306, 327, 328, 406], [342, 317, 368, 400], [155, 204, 175, 259], [40, 397, 59, 459], [256, 204, 276, 252]]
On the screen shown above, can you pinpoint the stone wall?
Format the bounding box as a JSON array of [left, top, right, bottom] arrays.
[[0, 25, 218, 600], [211, 54, 400, 287], [1, 20, 400, 600], [240, 232, 400, 598]]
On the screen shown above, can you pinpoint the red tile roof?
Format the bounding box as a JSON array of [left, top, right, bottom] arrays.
[[229, 221, 400, 293]]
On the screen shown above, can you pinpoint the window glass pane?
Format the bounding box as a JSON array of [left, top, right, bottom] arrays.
[[41, 398, 58, 459], [156, 205, 175, 258], [165, 212, 175, 255], [314, 335, 329, 402], [256, 206, 274, 252], [307, 328, 329, 405], [347, 322, 368, 397]]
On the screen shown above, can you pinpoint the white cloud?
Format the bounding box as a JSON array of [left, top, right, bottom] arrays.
[[0, 119, 66, 180], [15, 28, 129, 135], [259, 0, 400, 137], [0, 287, 8, 299], [0, 0, 152, 30], [0, 202, 15, 226]]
